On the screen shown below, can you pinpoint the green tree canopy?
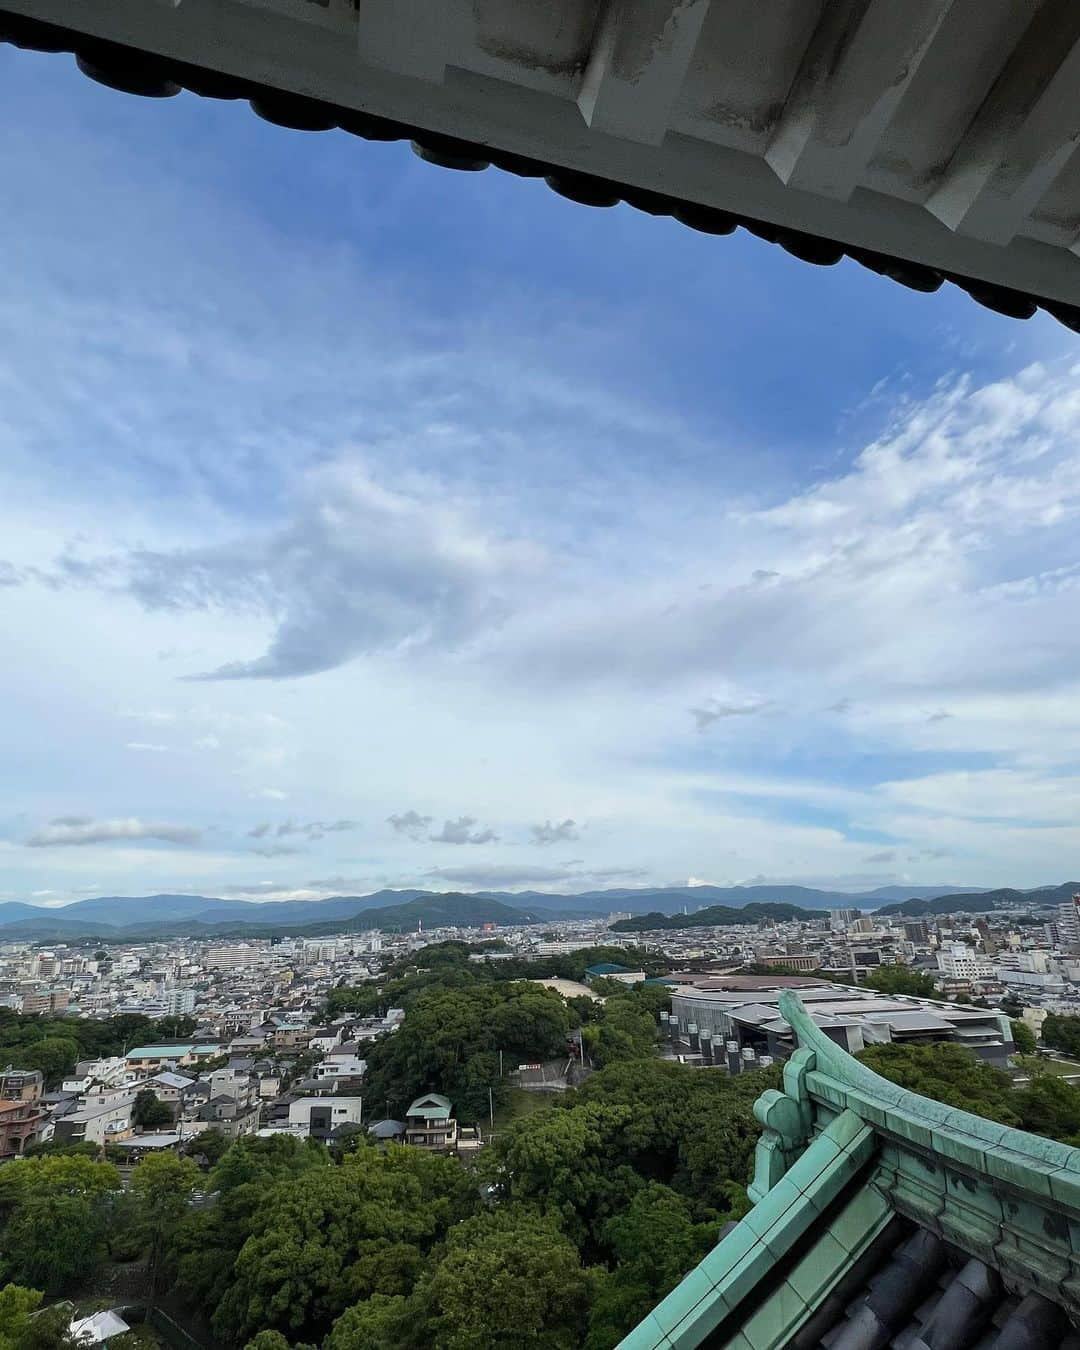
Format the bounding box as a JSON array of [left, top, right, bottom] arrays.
[[364, 981, 574, 1121], [422, 1208, 591, 1350], [210, 1147, 475, 1343], [857, 1042, 1019, 1124], [584, 1184, 719, 1349], [0, 1285, 43, 1350], [133, 1090, 173, 1130], [860, 965, 938, 998], [0, 1154, 121, 1292], [1011, 1019, 1037, 1055], [131, 1153, 201, 1294], [325, 1296, 412, 1350], [1041, 1013, 1080, 1059]]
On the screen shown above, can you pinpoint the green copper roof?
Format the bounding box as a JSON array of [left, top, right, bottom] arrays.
[[616, 992, 1080, 1350]]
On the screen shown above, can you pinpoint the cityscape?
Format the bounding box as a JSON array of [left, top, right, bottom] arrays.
[[5, 883, 1080, 1165], [7, 1, 1080, 1349]]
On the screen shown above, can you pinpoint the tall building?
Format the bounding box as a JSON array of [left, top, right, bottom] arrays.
[[164, 988, 196, 1016], [829, 909, 860, 932], [1057, 893, 1080, 950]]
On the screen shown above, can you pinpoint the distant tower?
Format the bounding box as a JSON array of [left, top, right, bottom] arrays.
[[1056, 893, 1080, 950]]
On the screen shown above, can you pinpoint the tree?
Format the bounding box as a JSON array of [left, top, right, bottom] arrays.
[[133, 1090, 173, 1130], [1040, 1013, 1080, 1059], [0, 1155, 120, 1292], [422, 1209, 591, 1350], [364, 982, 574, 1122], [1015, 1077, 1080, 1142], [10, 1304, 79, 1350], [581, 996, 656, 1068], [857, 1043, 1019, 1125], [0, 1285, 43, 1350], [1011, 1020, 1037, 1055], [585, 1185, 718, 1349], [2, 1196, 110, 1291], [173, 1136, 333, 1325], [861, 966, 938, 998], [244, 1334, 292, 1350], [210, 1148, 474, 1343], [326, 1296, 412, 1350], [130, 1153, 201, 1302], [153, 1016, 197, 1040], [187, 1129, 229, 1168], [21, 1037, 80, 1086]]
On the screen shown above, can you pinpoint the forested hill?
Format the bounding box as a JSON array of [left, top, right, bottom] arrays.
[[609, 902, 828, 931], [874, 882, 1080, 917], [317, 892, 540, 931]]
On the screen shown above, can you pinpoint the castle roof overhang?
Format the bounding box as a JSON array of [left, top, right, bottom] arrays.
[[619, 990, 1080, 1350], [5, 1, 1080, 333]]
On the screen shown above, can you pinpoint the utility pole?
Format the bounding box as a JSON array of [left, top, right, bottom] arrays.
[[488, 1086, 494, 1129]]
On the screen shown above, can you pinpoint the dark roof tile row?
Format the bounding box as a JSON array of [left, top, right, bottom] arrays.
[[2, 9, 1078, 334]]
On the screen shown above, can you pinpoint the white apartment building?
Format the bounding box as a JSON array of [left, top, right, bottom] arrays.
[[936, 944, 995, 981], [164, 988, 196, 1015], [1058, 894, 1080, 949], [313, 1052, 367, 1082], [204, 944, 269, 970]]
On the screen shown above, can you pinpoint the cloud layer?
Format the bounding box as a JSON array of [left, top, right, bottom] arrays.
[[26, 817, 203, 848]]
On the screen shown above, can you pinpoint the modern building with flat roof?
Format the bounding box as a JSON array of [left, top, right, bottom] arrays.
[[668, 980, 1013, 1067]]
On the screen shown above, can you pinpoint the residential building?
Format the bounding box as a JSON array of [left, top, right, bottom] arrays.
[[404, 1093, 458, 1151], [53, 1095, 136, 1146], [312, 1047, 367, 1084], [257, 1096, 364, 1142], [0, 1067, 43, 1102], [62, 1057, 127, 1095], [0, 1098, 47, 1157], [203, 945, 268, 970], [164, 988, 196, 1016], [125, 1042, 222, 1071]]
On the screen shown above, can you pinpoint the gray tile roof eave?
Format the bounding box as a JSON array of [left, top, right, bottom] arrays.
[[2, 8, 1080, 335]]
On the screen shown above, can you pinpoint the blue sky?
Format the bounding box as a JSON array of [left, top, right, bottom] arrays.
[[3, 46, 1080, 903]]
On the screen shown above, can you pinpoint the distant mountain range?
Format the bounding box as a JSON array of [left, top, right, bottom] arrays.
[[0, 880, 1068, 941], [873, 883, 1080, 918], [0, 891, 554, 940]]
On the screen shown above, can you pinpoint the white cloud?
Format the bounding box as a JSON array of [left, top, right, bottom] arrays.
[[72, 462, 541, 680], [26, 817, 202, 847]]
